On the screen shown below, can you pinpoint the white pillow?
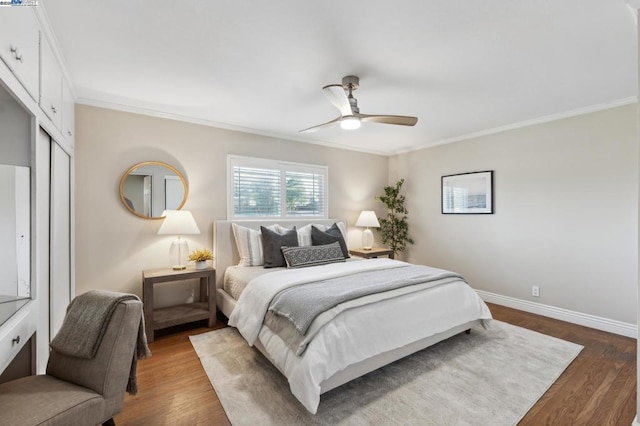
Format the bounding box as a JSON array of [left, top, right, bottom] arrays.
[[297, 223, 327, 246], [231, 223, 287, 266], [296, 221, 347, 246]]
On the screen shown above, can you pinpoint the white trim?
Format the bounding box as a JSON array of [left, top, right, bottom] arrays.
[[632, 415, 639, 426], [391, 97, 639, 155], [475, 289, 637, 338], [227, 155, 329, 221]]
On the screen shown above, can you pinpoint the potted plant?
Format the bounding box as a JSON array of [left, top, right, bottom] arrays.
[[188, 248, 214, 270], [375, 178, 414, 255]]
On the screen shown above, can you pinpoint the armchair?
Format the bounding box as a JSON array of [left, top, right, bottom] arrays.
[[0, 296, 145, 425]]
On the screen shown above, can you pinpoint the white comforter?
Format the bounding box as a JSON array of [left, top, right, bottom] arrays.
[[229, 258, 492, 413]]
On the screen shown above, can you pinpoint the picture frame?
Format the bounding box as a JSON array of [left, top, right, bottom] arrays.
[[442, 171, 493, 214]]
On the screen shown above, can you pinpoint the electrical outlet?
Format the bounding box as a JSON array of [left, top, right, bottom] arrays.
[[532, 285, 540, 297]]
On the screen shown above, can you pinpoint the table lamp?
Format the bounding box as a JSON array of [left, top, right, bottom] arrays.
[[158, 210, 200, 270], [355, 210, 380, 250]]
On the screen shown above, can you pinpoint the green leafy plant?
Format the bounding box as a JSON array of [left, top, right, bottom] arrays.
[[375, 178, 414, 255], [188, 248, 214, 262]]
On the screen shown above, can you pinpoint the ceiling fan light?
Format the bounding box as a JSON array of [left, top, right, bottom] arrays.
[[340, 116, 361, 130]]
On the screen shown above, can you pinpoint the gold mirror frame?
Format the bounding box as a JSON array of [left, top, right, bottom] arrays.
[[119, 161, 188, 220]]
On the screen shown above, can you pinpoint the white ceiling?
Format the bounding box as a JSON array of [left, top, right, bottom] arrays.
[[41, 0, 637, 155]]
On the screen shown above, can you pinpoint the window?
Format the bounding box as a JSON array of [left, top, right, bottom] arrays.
[[228, 155, 328, 220]]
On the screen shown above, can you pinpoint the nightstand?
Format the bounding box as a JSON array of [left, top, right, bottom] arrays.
[[349, 247, 395, 259], [142, 267, 216, 342]]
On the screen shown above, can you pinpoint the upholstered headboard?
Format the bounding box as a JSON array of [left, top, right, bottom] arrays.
[[213, 219, 346, 290]]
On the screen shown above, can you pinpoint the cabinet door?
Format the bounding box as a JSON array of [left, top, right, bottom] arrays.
[[0, 7, 40, 101], [40, 37, 62, 130], [49, 141, 70, 338], [62, 79, 74, 141]]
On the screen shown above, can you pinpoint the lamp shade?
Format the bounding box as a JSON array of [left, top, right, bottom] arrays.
[[355, 211, 380, 228], [158, 210, 200, 235]]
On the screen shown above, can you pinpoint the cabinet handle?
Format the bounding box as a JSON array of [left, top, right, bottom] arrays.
[[11, 336, 20, 345], [9, 46, 22, 62], [51, 105, 57, 114]]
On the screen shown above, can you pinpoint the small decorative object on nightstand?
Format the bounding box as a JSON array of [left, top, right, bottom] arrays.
[[188, 248, 214, 270], [349, 247, 394, 259], [142, 266, 215, 342]]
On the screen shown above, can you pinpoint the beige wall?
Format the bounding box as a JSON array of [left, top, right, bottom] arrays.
[[76, 103, 638, 324], [390, 104, 638, 324], [75, 105, 388, 307]]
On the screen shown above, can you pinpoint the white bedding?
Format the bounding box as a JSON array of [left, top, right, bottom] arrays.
[[223, 265, 279, 299], [228, 258, 493, 413]]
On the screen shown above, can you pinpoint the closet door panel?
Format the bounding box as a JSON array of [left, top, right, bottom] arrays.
[[35, 127, 50, 373], [49, 141, 70, 338]]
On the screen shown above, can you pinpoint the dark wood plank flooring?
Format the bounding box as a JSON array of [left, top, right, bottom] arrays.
[[115, 303, 636, 425]]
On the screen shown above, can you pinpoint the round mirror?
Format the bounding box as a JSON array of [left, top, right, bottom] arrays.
[[119, 161, 188, 219]]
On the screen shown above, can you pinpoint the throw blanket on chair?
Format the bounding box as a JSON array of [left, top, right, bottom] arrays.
[[50, 289, 152, 394]]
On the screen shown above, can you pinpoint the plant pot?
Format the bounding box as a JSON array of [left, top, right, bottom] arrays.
[[195, 261, 208, 270]]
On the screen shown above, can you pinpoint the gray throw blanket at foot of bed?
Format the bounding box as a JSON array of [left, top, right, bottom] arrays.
[[50, 289, 151, 394], [268, 264, 464, 335]]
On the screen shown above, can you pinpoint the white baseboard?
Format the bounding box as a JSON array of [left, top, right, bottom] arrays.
[[632, 415, 639, 426], [475, 290, 637, 339]]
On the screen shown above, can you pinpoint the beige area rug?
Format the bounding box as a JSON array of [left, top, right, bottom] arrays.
[[190, 321, 582, 426]]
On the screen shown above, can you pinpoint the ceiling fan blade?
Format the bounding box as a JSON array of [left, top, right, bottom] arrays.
[[299, 116, 341, 133], [322, 84, 353, 116], [358, 114, 418, 126]]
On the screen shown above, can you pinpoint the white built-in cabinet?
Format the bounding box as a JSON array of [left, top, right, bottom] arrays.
[[0, 5, 74, 376], [0, 7, 39, 102], [40, 36, 62, 131], [49, 142, 71, 339], [62, 80, 74, 139]]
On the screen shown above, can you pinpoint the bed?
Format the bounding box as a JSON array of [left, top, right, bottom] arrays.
[[213, 219, 492, 414]]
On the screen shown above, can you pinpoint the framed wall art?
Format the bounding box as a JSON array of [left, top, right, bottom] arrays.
[[442, 171, 493, 214]]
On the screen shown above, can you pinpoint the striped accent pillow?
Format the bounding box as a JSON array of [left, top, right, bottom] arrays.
[[232, 224, 292, 266], [281, 242, 346, 269], [232, 223, 264, 266]]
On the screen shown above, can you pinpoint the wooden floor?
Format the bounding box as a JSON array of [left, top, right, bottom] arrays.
[[115, 303, 637, 425]]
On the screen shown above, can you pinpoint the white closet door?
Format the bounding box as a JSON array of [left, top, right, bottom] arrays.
[[49, 141, 70, 338]]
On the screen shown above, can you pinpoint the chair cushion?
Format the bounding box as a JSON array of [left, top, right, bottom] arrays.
[[0, 374, 106, 426]]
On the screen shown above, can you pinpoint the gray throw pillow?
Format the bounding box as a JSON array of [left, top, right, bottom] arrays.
[[311, 223, 350, 258], [282, 242, 345, 268], [261, 226, 298, 268]]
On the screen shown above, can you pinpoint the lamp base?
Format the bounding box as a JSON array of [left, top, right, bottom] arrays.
[[169, 237, 189, 270], [362, 228, 374, 250]]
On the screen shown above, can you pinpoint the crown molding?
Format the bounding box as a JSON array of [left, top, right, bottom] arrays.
[[391, 96, 638, 155]]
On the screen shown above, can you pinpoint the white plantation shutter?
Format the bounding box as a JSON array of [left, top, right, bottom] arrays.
[[285, 170, 325, 217], [228, 156, 328, 220], [233, 166, 281, 217]]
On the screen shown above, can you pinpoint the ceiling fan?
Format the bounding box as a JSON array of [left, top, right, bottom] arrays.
[[300, 75, 418, 133]]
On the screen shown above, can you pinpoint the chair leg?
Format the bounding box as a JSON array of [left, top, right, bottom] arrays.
[[102, 419, 115, 426]]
